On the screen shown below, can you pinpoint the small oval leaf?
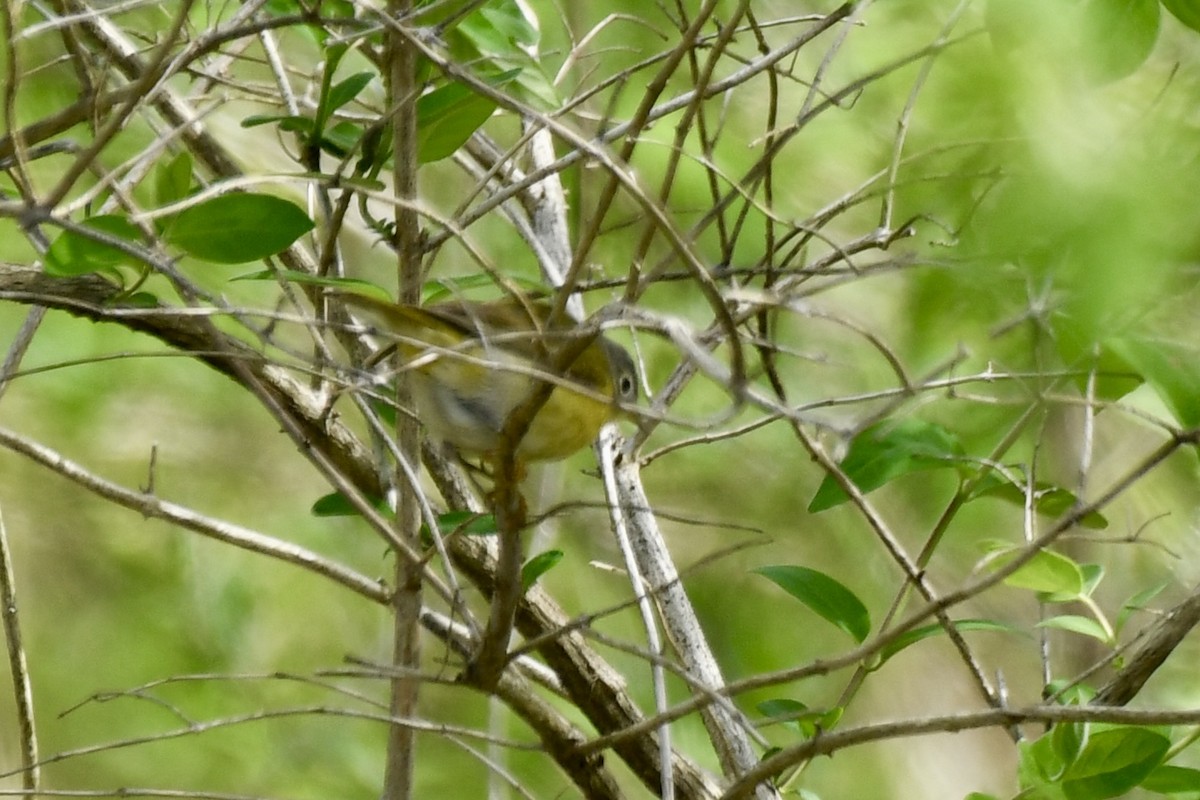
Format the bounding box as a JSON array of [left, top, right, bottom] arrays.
[[45, 214, 145, 276], [967, 473, 1108, 529], [877, 619, 1018, 666], [754, 565, 871, 643], [1037, 615, 1113, 644], [1108, 336, 1200, 429], [326, 72, 375, 114], [987, 547, 1085, 597], [310, 491, 389, 517], [165, 193, 314, 264], [809, 419, 964, 512], [417, 80, 500, 163], [1141, 764, 1200, 793], [1063, 727, 1170, 799], [422, 511, 497, 540], [756, 698, 823, 736], [230, 269, 391, 299], [155, 151, 193, 207], [521, 549, 563, 590]]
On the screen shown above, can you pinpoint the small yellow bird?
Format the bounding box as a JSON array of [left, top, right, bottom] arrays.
[[340, 293, 638, 462]]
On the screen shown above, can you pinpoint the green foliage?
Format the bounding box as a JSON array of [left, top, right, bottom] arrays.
[[231, 268, 392, 298], [808, 419, 965, 512], [1036, 615, 1112, 644], [45, 192, 318, 276], [1106, 336, 1200, 429], [986, 0, 1161, 81], [1140, 764, 1200, 793], [420, 511, 499, 540], [310, 490, 388, 516], [988, 546, 1086, 596], [1019, 725, 1173, 800], [442, 0, 557, 107], [876, 619, 1019, 667], [521, 549, 563, 590], [162, 193, 315, 264], [756, 698, 842, 738], [415, 77, 507, 163], [753, 565, 871, 644], [154, 151, 194, 207], [44, 215, 146, 276], [1162, 0, 1200, 31], [241, 40, 377, 161], [966, 475, 1109, 530], [982, 544, 1127, 645]]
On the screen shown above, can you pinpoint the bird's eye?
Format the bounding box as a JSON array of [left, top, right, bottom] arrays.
[[619, 373, 637, 400]]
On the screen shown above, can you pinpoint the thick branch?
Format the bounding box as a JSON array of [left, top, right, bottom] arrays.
[[0, 264, 380, 492], [1093, 585, 1200, 706]]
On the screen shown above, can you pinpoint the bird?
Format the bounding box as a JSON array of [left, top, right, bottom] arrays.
[[338, 292, 638, 462]]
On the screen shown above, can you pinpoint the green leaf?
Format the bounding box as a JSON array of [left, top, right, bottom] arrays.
[[480, 4, 539, 47], [963, 795, 1002, 800], [1037, 615, 1113, 644], [263, 0, 353, 45], [356, 122, 391, 175], [1117, 583, 1166, 632], [987, 547, 1085, 597], [422, 511, 497, 539], [326, 71, 374, 114], [987, 0, 1159, 82], [1039, 562, 1104, 604], [442, 1, 557, 108], [421, 274, 548, 304], [1047, 681, 1097, 706], [164, 193, 314, 264], [756, 698, 834, 736], [241, 114, 314, 134], [416, 79, 504, 163], [818, 706, 843, 730], [1162, 0, 1200, 32], [877, 619, 1018, 666], [753, 565, 871, 643], [1019, 731, 1070, 798], [1062, 727, 1170, 799], [521, 549, 563, 590], [265, 0, 352, 18], [1078, 564, 1104, 597], [230, 269, 391, 299], [124, 291, 159, 308], [809, 419, 965, 512], [45, 214, 145, 276], [1080, 0, 1161, 82], [320, 121, 364, 157], [756, 698, 808, 722], [967, 473, 1108, 529], [1052, 315, 1145, 404], [1140, 764, 1200, 793], [1107, 336, 1200, 429], [310, 491, 388, 517], [1052, 720, 1087, 772], [155, 151, 193, 207]]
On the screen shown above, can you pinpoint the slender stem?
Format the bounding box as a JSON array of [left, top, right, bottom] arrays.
[[0, 505, 39, 797], [381, 3, 424, 797]]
